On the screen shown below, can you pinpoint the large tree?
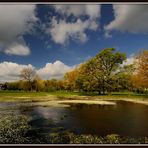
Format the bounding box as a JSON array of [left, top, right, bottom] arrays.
[[76, 63, 101, 93], [64, 68, 80, 91], [132, 50, 148, 91], [77, 48, 126, 94], [137, 50, 148, 80], [32, 75, 44, 92], [114, 64, 135, 91]]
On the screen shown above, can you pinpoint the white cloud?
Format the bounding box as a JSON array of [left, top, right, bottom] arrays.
[[0, 62, 33, 82], [54, 5, 101, 19], [37, 61, 74, 80], [0, 61, 74, 83], [123, 57, 135, 66], [122, 54, 135, 66], [3, 37, 30, 56], [104, 31, 112, 38], [104, 5, 148, 36], [45, 5, 101, 44], [48, 18, 91, 44], [0, 5, 37, 56]]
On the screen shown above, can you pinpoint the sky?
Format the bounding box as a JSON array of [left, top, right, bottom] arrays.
[[0, 4, 148, 82]]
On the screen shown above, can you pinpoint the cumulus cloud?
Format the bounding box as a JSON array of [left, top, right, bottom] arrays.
[[48, 19, 91, 44], [122, 54, 135, 66], [104, 5, 148, 36], [37, 61, 74, 80], [54, 5, 101, 19], [0, 61, 74, 83], [0, 5, 37, 56], [0, 62, 33, 82], [45, 5, 101, 44], [3, 37, 30, 56]]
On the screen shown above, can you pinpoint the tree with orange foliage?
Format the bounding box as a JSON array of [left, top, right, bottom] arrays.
[[132, 50, 148, 92], [64, 68, 80, 91]]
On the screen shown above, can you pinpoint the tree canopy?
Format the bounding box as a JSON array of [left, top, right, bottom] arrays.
[[74, 48, 126, 94]]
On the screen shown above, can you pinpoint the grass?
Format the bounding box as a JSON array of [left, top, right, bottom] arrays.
[[0, 90, 48, 97], [0, 90, 49, 102], [0, 90, 147, 104]]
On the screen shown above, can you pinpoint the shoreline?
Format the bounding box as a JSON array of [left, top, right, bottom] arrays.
[[0, 91, 148, 106]]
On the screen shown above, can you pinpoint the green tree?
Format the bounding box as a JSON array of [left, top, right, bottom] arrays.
[[114, 64, 135, 91], [76, 48, 126, 94], [76, 63, 100, 93], [7, 81, 20, 90], [44, 79, 58, 91], [56, 80, 66, 91], [32, 75, 45, 92]]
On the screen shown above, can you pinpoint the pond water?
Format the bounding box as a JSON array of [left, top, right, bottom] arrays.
[[1, 100, 148, 137]]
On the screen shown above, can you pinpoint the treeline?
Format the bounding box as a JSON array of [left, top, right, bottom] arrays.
[[4, 48, 148, 94], [6, 79, 66, 92]]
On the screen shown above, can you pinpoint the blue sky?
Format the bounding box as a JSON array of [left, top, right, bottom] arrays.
[[0, 4, 148, 82]]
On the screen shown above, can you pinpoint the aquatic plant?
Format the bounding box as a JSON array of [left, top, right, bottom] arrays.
[[0, 115, 31, 144]]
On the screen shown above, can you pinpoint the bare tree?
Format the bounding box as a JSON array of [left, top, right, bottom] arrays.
[[20, 67, 36, 91]]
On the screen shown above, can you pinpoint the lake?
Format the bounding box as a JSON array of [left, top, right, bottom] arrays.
[[0, 100, 148, 138]]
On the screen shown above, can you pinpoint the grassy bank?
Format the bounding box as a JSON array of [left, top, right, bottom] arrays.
[[0, 90, 147, 106]]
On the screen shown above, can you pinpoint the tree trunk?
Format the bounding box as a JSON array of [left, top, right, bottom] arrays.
[[98, 90, 101, 95]]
